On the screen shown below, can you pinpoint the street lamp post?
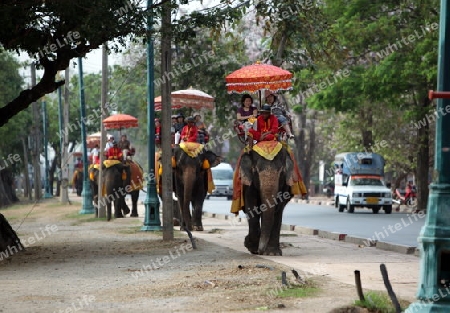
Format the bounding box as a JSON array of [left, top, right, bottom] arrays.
[[142, 0, 161, 231], [78, 57, 95, 215], [42, 101, 52, 199], [406, 1, 450, 311]]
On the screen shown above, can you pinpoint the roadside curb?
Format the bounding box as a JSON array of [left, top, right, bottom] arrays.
[[290, 198, 334, 206], [203, 211, 419, 255]]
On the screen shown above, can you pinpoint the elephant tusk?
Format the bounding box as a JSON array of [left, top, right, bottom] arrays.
[[172, 192, 178, 201]]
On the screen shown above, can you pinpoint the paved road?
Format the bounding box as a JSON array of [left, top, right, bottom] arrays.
[[202, 197, 426, 247]]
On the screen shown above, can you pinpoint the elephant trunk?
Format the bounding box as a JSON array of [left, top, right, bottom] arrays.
[[181, 166, 196, 230], [257, 175, 280, 254]]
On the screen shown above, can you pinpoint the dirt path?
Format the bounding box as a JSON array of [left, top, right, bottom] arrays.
[[0, 199, 416, 312]]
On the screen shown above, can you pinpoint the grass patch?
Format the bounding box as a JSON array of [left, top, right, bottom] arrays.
[[118, 226, 144, 234], [354, 291, 411, 312], [64, 212, 100, 225], [277, 285, 319, 298]]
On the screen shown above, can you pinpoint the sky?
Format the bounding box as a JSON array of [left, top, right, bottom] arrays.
[[82, 0, 219, 72], [17, 0, 221, 83]]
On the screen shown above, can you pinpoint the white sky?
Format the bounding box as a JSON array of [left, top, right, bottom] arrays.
[[18, 0, 221, 82]]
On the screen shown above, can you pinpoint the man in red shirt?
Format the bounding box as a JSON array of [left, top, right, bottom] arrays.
[[248, 104, 279, 147], [106, 141, 123, 160], [180, 117, 198, 143]]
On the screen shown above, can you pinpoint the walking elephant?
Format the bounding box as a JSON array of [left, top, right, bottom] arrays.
[[89, 161, 130, 221], [231, 141, 307, 255], [173, 142, 221, 231]]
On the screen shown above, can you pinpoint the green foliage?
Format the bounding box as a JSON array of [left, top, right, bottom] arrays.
[[0, 50, 30, 173], [354, 290, 410, 312]]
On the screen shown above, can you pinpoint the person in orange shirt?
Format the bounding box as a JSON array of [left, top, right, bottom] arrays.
[[180, 117, 198, 143], [248, 104, 279, 147], [106, 141, 123, 160]]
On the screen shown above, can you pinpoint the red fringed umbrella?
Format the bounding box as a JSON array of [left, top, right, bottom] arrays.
[[86, 131, 113, 148], [225, 62, 293, 94], [102, 114, 138, 130], [154, 89, 215, 112]]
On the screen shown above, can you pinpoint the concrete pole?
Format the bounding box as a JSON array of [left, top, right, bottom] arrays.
[[31, 62, 42, 200], [60, 68, 70, 204], [161, 0, 173, 240], [98, 43, 108, 218]]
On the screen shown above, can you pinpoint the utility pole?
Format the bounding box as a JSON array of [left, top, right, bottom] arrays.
[[78, 57, 95, 214], [42, 100, 52, 198], [31, 62, 42, 200], [98, 43, 108, 218], [60, 68, 70, 204], [142, 0, 161, 231], [161, 0, 173, 240]]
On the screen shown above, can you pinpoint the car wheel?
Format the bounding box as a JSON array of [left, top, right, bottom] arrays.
[[347, 199, 355, 213], [335, 197, 339, 208], [372, 207, 380, 214], [338, 201, 345, 212], [384, 205, 392, 214]]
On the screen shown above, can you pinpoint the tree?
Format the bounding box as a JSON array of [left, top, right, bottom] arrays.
[[0, 0, 151, 127], [304, 0, 439, 210]]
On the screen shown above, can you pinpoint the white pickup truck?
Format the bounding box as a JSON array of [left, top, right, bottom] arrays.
[[334, 152, 392, 214]]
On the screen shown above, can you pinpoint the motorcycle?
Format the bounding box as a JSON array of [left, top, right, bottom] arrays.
[[393, 183, 417, 208]]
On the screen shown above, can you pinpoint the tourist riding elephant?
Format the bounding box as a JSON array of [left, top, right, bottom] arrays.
[[89, 162, 130, 221], [173, 143, 221, 231], [233, 141, 305, 255]]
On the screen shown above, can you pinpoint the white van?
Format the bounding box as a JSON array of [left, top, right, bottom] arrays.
[[207, 163, 234, 200]]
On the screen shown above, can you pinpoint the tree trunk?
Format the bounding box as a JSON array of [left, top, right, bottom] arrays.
[[295, 101, 308, 193], [0, 169, 22, 255], [416, 97, 431, 211], [161, 0, 174, 240], [305, 112, 317, 197], [0, 213, 23, 257], [49, 153, 58, 196], [360, 107, 373, 151]]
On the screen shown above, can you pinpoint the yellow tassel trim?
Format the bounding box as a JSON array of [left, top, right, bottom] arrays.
[[202, 159, 210, 169], [89, 171, 95, 181], [122, 170, 127, 181], [171, 156, 176, 168]]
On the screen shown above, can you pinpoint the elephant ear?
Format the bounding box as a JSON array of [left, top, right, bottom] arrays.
[[203, 150, 221, 168], [285, 150, 295, 186], [240, 153, 253, 186]]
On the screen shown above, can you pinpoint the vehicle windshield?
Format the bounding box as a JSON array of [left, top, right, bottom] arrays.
[[350, 178, 384, 186], [212, 169, 233, 180]]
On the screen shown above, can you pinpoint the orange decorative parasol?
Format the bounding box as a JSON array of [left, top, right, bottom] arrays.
[[154, 89, 215, 111], [225, 62, 293, 94], [86, 131, 113, 148], [102, 113, 138, 130]]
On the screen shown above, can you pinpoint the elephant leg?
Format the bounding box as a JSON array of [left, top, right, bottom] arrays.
[[264, 205, 285, 256], [176, 176, 193, 231], [191, 198, 204, 231], [121, 196, 130, 216], [130, 191, 139, 217], [114, 198, 124, 218], [243, 185, 260, 254], [106, 203, 112, 221]]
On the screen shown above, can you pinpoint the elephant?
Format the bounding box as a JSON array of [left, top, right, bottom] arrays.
[[172, 143, 221, 231], [89, 162, 131, 221], [236, 142, 300, 256]]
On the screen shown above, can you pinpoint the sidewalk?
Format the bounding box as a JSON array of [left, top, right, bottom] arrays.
[[193, 213, 420, 303]]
